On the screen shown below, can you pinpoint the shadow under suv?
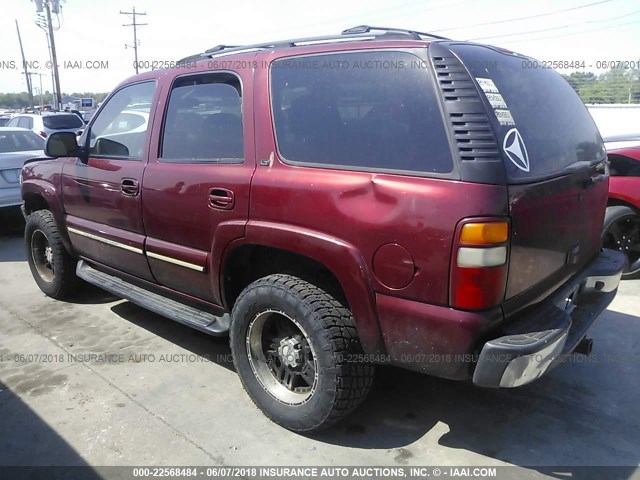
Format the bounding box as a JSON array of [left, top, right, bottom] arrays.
[[21, 26, 624, 432]]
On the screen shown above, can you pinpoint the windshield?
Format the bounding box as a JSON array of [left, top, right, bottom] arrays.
[[0, 130, 45, 153], [43, 114, 84, 129], [450, 44, 604, 181]]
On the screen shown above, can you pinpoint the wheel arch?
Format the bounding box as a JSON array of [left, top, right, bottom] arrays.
[[607, 196, 640, 212], [22, 181, 75, 255], [220, 222, 384, 354]]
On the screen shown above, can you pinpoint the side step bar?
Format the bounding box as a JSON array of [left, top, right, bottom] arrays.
[[76, 260, 230, 336]]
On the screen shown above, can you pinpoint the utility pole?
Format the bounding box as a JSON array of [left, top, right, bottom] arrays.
[[28, 72, 45, 108], [34, 13, 55, 108], [45, 1, 62, 109], [16, 20, 35, 109], [120, 7, 147, 74], [33, 0, 62, 110]]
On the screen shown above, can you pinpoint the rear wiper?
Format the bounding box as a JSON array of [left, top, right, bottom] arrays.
[[557, 161, 592, 175], [558, 152, 608, 176]]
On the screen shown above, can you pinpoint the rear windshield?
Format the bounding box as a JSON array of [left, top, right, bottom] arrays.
[[450, 44, 604, 181], [0, 130, 45, 153], [43, 114, 84, 129]]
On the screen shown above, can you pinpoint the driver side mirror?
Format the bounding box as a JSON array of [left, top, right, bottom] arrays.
[[45, 132, 80, 157], [45, 131, 89, 163]]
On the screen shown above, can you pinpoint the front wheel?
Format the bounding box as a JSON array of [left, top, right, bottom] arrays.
[[230, 274, 374, 432], [25, 209, 79, 298], [602, 205, 640, 280]]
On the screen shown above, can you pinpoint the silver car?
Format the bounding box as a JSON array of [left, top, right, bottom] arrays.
[[0, 127, 45, 209], [6, 112, 84, 139]]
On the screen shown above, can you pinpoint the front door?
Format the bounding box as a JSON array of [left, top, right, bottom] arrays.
[[62, 80, 157, 281]]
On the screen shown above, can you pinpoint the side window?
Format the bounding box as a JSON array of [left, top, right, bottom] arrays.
[[89, 81, 155, 160], [6, 117, 19, 128], [270, 51, 453, 174], [18, 117, 32, 129], [608, 154, 640, 177], [160, 73, 243, 163]]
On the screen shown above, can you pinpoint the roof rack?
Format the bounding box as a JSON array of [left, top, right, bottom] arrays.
[[340, 25, 450, 41], [204, 44, 242, 54], [178, 25, 450, 63]]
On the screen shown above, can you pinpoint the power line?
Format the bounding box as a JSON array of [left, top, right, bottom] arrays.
[[497, 17, 640, 44], [244, 0, 476, 43], [468, 9, 640, 41], [430, 0, 612, 33]]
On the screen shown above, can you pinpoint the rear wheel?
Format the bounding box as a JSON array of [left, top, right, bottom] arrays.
[[602, 205, 640, 279], [230, 274, 374, 432], [25, 210, 79, 298]]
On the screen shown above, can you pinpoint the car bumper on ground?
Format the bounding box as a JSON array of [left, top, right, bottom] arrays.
[[473, 249, 625, 388]]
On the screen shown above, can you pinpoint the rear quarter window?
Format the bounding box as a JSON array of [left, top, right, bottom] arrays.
[[270, 51, 453, 175], [17, 117, 33, 129]]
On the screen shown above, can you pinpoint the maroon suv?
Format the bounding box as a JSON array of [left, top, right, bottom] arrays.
[[21, 26, 624, 432]]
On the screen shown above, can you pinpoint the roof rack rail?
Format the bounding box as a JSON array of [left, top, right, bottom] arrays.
[[341, 25, 450, 41], [178, 26, 450, 64], [204, 44, 242, 54]]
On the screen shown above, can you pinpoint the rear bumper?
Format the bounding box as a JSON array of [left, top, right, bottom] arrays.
[[472, 249, 624, 388], [0, 187, 21, 209]]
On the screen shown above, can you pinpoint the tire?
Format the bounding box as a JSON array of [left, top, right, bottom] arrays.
[[602, 205, 640, 280], [25, 209, 79, 298], [230, 274, 374, 432]]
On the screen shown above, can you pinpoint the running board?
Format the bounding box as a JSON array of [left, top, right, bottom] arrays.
[[76, 260, 230, 336]]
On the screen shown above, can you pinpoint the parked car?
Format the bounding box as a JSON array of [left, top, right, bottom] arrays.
[[603, 140, 640, 279], [82, 110, 96, 123], [21, 26, 624, 432], [6, 112, 85, 139], [0, 115, 12, 127], [0, 127, 45, 209]]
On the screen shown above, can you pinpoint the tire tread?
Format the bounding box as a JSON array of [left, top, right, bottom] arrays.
[[230, 273, 375, 431]]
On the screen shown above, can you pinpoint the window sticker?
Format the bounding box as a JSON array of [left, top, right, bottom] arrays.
[[493, 109, 515, 126], [475, 77, 513, 124], [475, 77, 499, 94], [484, 92, 507, 109]]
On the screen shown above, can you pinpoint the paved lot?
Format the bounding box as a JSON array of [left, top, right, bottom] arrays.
[[1, 211, 639, 479]]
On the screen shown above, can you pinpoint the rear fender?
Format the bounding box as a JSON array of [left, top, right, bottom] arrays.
[[223, 220, 384, 354]]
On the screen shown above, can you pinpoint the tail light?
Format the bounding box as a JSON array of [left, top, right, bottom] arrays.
[[450, 218, 510, 310]]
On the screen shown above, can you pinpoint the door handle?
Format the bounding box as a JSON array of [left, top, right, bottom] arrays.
[[121, 178, 139, 196], [208, 188, 235, 210]]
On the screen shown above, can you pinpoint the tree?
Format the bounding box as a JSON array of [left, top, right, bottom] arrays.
[[563, 68, 640, 104], [0, 91, 110, 109]]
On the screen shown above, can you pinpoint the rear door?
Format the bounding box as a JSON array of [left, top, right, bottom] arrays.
[[449, 44, 608, 310], [141, 69, 254, 304]]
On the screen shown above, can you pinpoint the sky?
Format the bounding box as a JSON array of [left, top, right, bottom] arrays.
[[0, 0, 639, 95]]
